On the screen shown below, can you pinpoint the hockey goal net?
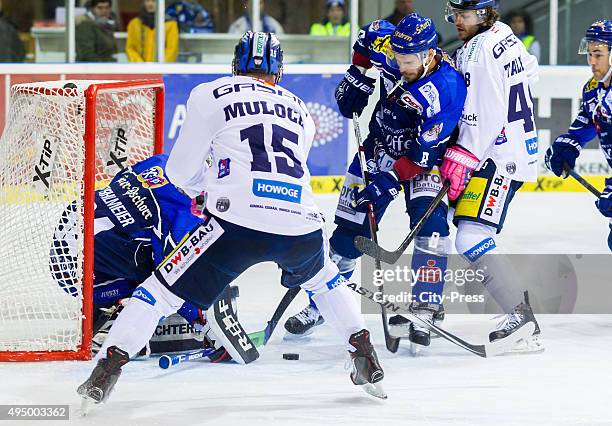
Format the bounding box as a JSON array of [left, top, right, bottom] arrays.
[[0, 79, 164, 361]]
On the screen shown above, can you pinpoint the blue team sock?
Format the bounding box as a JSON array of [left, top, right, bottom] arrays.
[[410, 250, 447, 305]]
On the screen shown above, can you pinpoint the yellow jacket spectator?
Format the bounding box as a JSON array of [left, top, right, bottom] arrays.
[[309, 0, 350, 37], [126, 0, 179, 62]]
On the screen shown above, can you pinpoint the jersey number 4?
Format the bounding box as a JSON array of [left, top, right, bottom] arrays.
[[241, 124, 304, 179], [508, 82, 535, 133]]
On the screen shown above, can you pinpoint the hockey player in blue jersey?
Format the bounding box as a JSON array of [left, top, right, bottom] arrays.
[[50, 154, 225, 357], [284, 14, 467, 349], [77, 31, 385, 405], [545, 20, 612, 251]]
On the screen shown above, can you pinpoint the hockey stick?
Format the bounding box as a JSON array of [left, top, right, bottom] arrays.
[[346, 281, 535, 357], [354, 180, 450, 264], [352, 113, 400, 353], [563, 164, 602, 197], [248, 286, 301, 346], [159, 287, 300, 369]]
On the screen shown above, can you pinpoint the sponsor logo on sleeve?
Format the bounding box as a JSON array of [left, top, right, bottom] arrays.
[[252, 178, 302, 204], [157, 220, 224, 286], [137, 165, 168, 189], [495, 128, 508, 145], [218, 158, 231, 179], [421, 123, 443, 143], [418, 82, 441, 117], [525, 137, 539, 155]]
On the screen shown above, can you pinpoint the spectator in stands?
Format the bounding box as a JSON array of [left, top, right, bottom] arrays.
[[166, 1, 215, 33], [310, 0, 350, 37], [76, 0, 117, 62], [126, 0, 179, 62], [384, 0, 414, 26], [506, 9, 541, 62], [0, 0, 25, 62], [228, 0, 284, 35]]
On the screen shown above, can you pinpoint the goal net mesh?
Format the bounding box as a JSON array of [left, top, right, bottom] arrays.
[[0, 80, 160, 355]]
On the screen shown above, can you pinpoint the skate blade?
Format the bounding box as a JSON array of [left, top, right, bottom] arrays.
[[409, 341, 421, 356], [361, 382, 387, 400], [79, 397, 92, 417], [486, 322, 536, 356], [283, 330, 314, 340], [505, 335, 545, 355]]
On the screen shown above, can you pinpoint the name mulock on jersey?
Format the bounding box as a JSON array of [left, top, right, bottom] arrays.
[[167, 76, 324, 237]]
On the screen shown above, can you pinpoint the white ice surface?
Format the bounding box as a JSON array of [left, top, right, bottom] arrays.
[[1, 192, 611, 426]]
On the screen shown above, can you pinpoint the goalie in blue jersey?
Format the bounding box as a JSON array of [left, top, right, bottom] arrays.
[[50, 154, 231, 360]]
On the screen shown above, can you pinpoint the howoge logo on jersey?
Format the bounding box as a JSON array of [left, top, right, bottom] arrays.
[[157, 220, 225, 286], [252, 178, 302, 204]]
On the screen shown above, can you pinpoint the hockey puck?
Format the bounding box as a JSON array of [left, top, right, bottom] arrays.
[[282, 353, 299, 361], [62, 82, 77, 89]]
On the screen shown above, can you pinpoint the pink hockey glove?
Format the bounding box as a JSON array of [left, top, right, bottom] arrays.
[[440, 146, 480, 201], [191, 192, 207, 218]]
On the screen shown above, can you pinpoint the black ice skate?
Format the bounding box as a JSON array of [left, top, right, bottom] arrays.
[[389, 303, 445, 339], [489, 291, 544, 354], [77, 346, 129, 406], [284, 303, 324, 337], [407, 303, 444, 353], [348, 329, 386, 399]]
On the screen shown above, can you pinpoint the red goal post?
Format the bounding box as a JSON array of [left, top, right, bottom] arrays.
[[0, 79, 164, 361]]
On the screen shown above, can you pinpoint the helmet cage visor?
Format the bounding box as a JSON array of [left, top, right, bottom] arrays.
[[386, 50, 429, 71], [445, 4, 487, 25], [579, 38, 612, 67]]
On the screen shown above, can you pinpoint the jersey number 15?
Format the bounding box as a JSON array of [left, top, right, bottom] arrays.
[[241, 123, 304, 179]]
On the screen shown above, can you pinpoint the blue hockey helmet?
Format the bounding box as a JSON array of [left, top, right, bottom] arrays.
[[387, 14, 437, 77], [232, 31, 284, 83], [390, 13, 438, 55], [579, 21, 612, 55], [445, 0, 499, 24]]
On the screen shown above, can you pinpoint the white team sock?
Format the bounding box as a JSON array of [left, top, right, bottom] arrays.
[[95, 274, 185, 360], [311, 284, 366, 351]]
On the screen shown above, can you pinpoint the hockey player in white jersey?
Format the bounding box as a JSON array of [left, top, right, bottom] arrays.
[[441, 0, 542, 351], [77, 32, 385, 405]]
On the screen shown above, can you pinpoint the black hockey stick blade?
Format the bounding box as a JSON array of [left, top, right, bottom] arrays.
[[355, 181, 450, 265], [563, 164, 602, 197], [248, 286, 300, 347]]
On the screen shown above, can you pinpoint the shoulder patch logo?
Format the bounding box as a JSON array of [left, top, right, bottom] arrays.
[[137, 165, 168, 189]]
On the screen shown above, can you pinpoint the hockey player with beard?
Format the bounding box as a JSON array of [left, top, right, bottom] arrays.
[[545, 20, 612, 251], [77, 31, 385, 406], [441, 0, 542, 351], [284, 14, 467, 350]]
